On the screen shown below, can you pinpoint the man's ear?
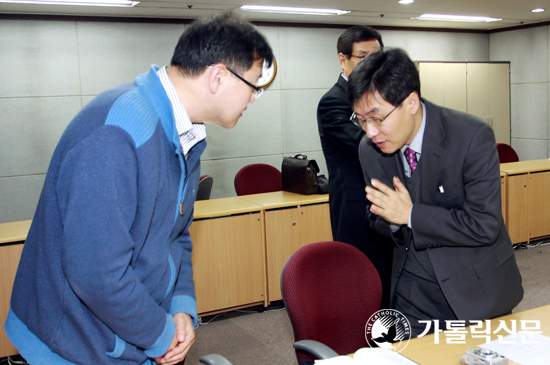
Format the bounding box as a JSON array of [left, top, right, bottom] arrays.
[[408, 92, 421, 115], [338, 53, 347, 69], [208, 63, 226, 94]]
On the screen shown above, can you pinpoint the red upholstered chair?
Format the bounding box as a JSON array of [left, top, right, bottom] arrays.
[[281, 241, 382, 364], [496, 143, 519, 163], [234, 163, 282, 196]]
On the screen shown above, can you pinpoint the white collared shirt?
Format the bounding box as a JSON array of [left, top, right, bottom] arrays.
[[156, 67, 207, 156], [391, 102, 426, 231]]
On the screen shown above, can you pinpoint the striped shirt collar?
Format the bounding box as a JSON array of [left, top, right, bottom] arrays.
[[156, 66, 206, 156]]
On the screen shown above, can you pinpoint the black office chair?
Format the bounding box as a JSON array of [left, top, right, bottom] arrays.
[[199, 354, 234, 365], [197, 175, 214, 201]]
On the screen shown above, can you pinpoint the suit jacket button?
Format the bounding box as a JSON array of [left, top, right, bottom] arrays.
[[180, 202, 184, 216]]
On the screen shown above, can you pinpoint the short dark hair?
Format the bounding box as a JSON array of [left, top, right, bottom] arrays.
[[347, 48, 421, 108], [171, 12, 274, 77], [337, 25, 383, 56]]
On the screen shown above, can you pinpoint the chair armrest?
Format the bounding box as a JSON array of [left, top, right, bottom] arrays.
[[199, 354, 233, 365], [293, 340, 339, 360]]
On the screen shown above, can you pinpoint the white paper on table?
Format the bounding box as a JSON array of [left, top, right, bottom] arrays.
[[353, 348, 419, 364], [478, 331, 550, 365], [314, 355, 354, 364], [314, 348, 419, 365]]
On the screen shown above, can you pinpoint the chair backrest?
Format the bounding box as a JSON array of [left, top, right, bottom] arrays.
[[496, 143, 519, 163], [199, 354, 233, 365], [281, 241, 382, 364], [196, 175, 213, 201], [234, 163, 282, 196]]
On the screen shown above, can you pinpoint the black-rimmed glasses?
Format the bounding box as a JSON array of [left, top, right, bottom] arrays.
[[350, 103, 401, 128], [226, 67, 264, 99]]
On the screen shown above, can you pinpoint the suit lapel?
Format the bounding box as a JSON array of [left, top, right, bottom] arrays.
[[419, 100, 447, 205]]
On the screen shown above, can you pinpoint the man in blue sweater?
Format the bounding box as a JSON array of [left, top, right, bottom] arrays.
[[5, 12, 273, 365]]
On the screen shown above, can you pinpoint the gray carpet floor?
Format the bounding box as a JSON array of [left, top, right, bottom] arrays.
[[185, 242, 550, 365]]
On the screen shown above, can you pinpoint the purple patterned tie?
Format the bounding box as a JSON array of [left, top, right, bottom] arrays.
[[404, 148, 418, 174]]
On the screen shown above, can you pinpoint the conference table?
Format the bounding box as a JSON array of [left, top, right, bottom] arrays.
[[379, 304, 550, 365]]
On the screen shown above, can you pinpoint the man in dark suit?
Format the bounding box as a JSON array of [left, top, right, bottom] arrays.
[[317, 26, 393, 307], [349, 48, 523, 336]]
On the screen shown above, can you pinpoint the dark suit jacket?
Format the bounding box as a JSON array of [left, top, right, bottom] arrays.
[[358, 99, 523, 320], [317, 75, 380, 252]]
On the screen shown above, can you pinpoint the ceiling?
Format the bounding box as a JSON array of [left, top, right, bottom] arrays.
[[1, 0, 550, 31]]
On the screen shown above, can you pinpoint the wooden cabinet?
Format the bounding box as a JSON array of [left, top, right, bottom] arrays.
[[264, 203, 332, 302], [528, 171, 550, 239], [466, 63, 511, 144], [0, 220, 30, 358], [501, 160, 550, 244], [190, 213, 266, 315], [416, 62, 510, 144], [501, 173, 507, 228], [507, 174, 530, 244], [0, 243, 24, 357], [416, 62, 467, 112]]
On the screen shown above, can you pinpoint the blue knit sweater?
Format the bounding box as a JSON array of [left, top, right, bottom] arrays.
[[5, 65, 206, 364]]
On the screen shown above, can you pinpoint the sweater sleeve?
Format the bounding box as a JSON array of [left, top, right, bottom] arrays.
[[168, 227, 198, 327], [57, 126, 174, 357]]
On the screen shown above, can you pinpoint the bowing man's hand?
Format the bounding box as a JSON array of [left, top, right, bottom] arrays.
[[365, 177, 413, 226]]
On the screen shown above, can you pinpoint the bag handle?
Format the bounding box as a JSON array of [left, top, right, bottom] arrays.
[[293, 154, 307, 160]]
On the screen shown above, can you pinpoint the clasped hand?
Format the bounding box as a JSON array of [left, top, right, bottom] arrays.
[[155, 312, 195, 365], [365, 177, 413, 226]]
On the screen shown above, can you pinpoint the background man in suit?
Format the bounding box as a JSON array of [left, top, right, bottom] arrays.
[[349, 48, 523, 336], [317, 25, 393, 307]]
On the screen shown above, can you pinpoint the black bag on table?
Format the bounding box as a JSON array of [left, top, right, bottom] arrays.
[[281, 154, 320, 195]]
